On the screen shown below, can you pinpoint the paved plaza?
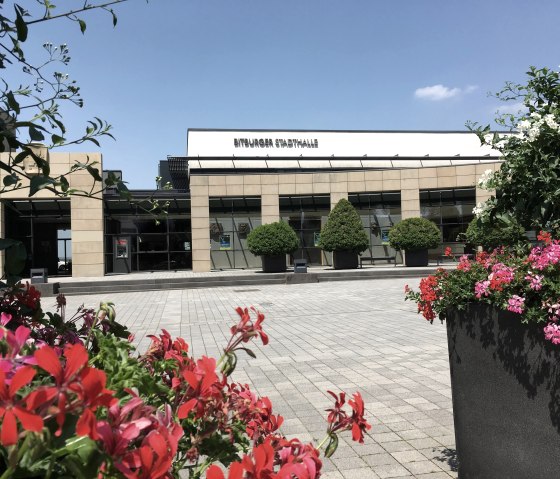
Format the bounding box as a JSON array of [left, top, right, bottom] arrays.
[[64, 277, 457, 479]]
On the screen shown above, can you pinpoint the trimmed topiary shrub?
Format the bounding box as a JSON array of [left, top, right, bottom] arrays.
[[318, 199, 369, 253], [247, 221, 299, 256], [388, 217, 441, 251], [463, 217, 526, 251]]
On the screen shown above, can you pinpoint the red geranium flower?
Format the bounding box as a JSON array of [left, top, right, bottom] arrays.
[[30, 343, 91, 435], [206, 462, 243, 479], [348, 392, 371, 443], [0, 367, 43, 446]]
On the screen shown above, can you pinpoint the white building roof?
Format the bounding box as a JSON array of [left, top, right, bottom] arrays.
[[187, 129, 502, 169]]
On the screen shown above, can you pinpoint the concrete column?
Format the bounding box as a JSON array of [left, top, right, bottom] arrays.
[[400, 171, 421, 219], [261, 194, 279, 224], [70, 194, 104, 277], [329, 172, 348, 208], [69, 153, 104, 277], [190, 181, 211, 272]]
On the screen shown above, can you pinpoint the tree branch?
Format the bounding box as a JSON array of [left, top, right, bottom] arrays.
[[25, 0, 130, 26]]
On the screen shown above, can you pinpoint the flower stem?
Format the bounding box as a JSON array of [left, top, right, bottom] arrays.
[[316, 433, 330, 450]]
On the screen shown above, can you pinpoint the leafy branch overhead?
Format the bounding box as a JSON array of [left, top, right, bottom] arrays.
[[468, 66, 560, 233], [0, 1, 134, 199]]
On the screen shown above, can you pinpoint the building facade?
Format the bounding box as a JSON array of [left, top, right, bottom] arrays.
[[0, 130, 501, 277]]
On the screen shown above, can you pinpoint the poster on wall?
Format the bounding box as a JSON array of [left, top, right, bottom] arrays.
[[313, 232, 321, 247], [116, 238, 129, 258], [220, 234, 232, 250], [381, 228, 390, 246]]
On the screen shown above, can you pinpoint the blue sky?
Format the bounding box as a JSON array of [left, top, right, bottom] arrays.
[[12, 0, 560, 188]]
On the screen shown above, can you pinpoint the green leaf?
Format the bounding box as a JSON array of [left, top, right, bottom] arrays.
[[11, 150, 28, 165], [29, 125, 45, 141], [3, 174, 18, 187], [5, 241, 26, 286], [14, 5, 28, 42], [60, 175, 69, 192], [6, 91, 20, 114], [239, 347, 257, 359], [117, 181, 131, 200], [110, 9, 118, 26], [29, 175, 55, 196], [51, 134, 65, 145], [78, 19, 87, 33], [325, 433, 339, 458], [0, 238, 21, 250], [86, 164, 103, 182], [84, 137, 100, 147]]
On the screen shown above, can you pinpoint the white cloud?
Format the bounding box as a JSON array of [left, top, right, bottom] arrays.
[[414, 84, 478, 101], [494, 102, 526, 115]]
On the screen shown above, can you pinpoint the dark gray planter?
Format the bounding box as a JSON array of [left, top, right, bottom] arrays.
[[332, 251, 358, 269], [404, 248, 428, 267], [446, 304, 560, 479], [261, 254, 286, 273]]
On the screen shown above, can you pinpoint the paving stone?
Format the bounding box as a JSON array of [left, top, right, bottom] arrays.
[[404, 461, 444, 475], [374, 464, 414, 479], [390, 450, 428, 463], [65, 277, 456, 477]]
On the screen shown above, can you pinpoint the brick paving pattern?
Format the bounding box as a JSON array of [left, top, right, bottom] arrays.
[[64, 277, 457, 478]]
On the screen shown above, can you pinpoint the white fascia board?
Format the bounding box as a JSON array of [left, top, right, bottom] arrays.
[[187, 130, 500, 159]]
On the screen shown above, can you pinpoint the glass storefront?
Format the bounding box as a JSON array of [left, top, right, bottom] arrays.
[[349, 191, 402, 262], [209, 197, 261, 270], [4, 199, 72, 277], [280, 195, 331, 266], [420, 187, 476, 260], [104, 195, 191, 273]]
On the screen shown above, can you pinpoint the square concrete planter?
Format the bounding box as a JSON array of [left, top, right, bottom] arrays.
[[446, 303, 560, 478], [404, 249, 428, 267], [261, 254, 287, 273], [332, 251, 358, 269]]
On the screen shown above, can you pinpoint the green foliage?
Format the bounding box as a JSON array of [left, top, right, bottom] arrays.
[[89, 331, 170, 401], [318, 199, 369, 253], [468, 66, 560, 233], [463, 217, 526, 251], [247, 221, 299, 256], [0, 238, 26, 286], [388, 217, 441, 251], [0, 1, 134, 201]]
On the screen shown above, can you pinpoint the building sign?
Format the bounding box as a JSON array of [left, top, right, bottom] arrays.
[[188, 129, 502, 159], [234, 138, 319, 149]]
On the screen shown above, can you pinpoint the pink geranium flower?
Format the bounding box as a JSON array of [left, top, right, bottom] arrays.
[[507, 295, 525, 314]]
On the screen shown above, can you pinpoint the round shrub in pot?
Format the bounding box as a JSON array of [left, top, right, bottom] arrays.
[[318, 198, 369, 269], [388, 217, 440, 266], [463, 217, 526, 251], [247, 221, 299, 272]]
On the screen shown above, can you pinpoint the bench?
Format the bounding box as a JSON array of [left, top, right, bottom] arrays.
[[359, 255, 397, 268]]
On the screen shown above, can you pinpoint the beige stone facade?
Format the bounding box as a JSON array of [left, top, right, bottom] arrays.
[[0, 151, 104, 277], [189, 162, 501, 272], [0, 134, 502, 277]]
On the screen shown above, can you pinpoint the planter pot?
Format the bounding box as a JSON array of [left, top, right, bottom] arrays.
[[446, 303, 560, 479], [261, 255, 286, 273], [332, 251, 358, 270], [404, 249, 428, 267]]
